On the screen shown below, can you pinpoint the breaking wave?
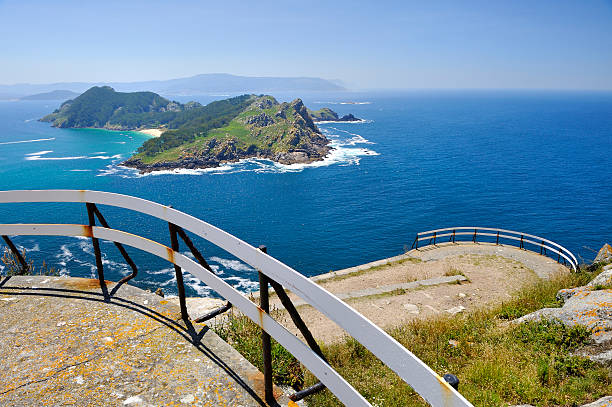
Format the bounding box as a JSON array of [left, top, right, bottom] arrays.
[[98, 126, 378, 178], [0, 137, 55, 145], [25, 150, 122, 161]]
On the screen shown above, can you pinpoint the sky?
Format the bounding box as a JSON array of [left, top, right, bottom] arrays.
[[0, 0, 611, 90]]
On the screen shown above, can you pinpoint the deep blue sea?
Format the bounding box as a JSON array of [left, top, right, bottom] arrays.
[[0, 90, 610, 296]]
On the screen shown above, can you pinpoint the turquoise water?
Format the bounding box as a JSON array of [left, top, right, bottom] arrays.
[[0, 91, 610, 296]]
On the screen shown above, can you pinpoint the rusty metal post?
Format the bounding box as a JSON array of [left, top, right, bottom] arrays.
[[270, 279, 326, 361], [169, 222, 189, 321], [175, 226, 214, 273], [540, 240, 544, 255], [1, 235, 29, 274], [90, 204, 138, 284], [520, 234, 524, 249], [496, 231, 500, 245], [433, 231, 436, 245], [452, 229, 455, 243], [258, 245, 274, 405], [86, 203, 108, 298], [473, 229, 477, 243], [270, 278, 328, 401], [290, 382, 327, 402]]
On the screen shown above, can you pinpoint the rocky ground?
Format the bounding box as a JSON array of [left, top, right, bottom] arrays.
[[510, 256, 612, 407], [517, 263, 612, 365]]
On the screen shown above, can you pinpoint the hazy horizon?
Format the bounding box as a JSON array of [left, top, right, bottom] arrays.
[[1, 0, 611, 90]]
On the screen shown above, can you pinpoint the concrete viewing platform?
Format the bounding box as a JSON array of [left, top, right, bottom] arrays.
[[257, 242, 570, 343], [0, 276, 294, 406]]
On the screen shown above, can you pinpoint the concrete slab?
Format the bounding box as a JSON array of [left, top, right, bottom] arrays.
[[0, 275, 294, 406], [407, 242, 569, 278]]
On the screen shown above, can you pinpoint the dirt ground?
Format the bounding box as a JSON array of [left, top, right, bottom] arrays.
[[252, 243, 569, 343]]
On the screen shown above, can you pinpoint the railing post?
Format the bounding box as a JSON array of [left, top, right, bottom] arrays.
[[433, 231, 437, 245], [520, 234, 524, 249], [473, 229, 477, 243], [258, 245, 274, 405], [90, 204, 138, 285], [540, 240, 544, 255], [86, 203, 108, 299], [1, 235, 29, 274], [452, 229, 456, 243], [496, 231, 499, 245], [168, 222, 189, 321]]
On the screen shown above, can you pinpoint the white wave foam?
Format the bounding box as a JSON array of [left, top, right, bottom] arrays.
[[26, 150, 53, 156], [224, 276, 259, 292], [25, 152, 121, 161], [183, 274, 213, 296], [0, 137, 55, 145], [98, 128, 378, 177], [88, 154, 122, 160], [146, 267, 175, 276], [315, 119, 370, 124], [313, 101, 371, 105], [17, 243, 40, 252], [26, 154, 87, 161], [55, 245, 73, 264], [69, 169, 92, 172], [209, 256, 255, 272]]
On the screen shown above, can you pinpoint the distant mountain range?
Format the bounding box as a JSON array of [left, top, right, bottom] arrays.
[[18, 90, 81, 101], [0, 73, 346, 99]]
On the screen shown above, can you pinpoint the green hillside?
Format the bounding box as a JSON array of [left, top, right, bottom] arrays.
[[40, 87, 345, 172], [40, 86, 196, 129]]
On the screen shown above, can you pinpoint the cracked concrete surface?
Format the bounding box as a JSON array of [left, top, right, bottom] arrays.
[[0, 275, 293, 406]]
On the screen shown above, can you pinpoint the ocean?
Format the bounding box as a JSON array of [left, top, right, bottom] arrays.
[[0, 90, 610, 297]]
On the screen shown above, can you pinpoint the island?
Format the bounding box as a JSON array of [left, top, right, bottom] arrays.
[[308, 107, 362, 122], [41, 86, 362, 172]]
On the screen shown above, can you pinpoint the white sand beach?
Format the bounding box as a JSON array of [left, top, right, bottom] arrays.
[[137, 128, 164, 137]]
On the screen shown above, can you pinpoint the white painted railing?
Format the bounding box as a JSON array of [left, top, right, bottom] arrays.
[[0, 190, 473, 407], [412, 226, 577, 271]]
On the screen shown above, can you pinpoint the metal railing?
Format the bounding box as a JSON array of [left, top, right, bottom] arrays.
[[411, 227, 577, 271], [0, 190, 472, 407]]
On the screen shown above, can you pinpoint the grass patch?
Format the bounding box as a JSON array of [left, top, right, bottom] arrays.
[[304, 269, 610, 407], [211, 266, 610, 407], [1, 247, 59, 276], [212, 307, 304, 389]]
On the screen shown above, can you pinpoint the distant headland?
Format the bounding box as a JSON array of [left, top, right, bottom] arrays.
[[40, 86, 362, 172]]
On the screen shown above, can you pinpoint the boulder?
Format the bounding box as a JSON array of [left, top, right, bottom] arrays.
[[595, 244, 612, 264], [582, 396, 612, 407]]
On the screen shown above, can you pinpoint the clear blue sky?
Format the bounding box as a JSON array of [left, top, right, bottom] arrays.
[[1, 0, 611, 89]]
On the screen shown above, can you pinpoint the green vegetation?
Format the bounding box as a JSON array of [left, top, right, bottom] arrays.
[[213, 307, 303, 388], [40, 86, 192, 129], [1, 248, 59, 276], [308, 108, 339, 121], [213, 268, 611, 407], [136, 95, 254, 157], [42, 87, 338, 169]]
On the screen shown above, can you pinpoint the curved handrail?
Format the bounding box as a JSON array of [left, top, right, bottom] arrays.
[[412, 226, 577, 271], [0, 190, 473, 407]]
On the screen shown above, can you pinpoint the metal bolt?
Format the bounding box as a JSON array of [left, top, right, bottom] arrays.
[[443, 373, 459, 390]]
